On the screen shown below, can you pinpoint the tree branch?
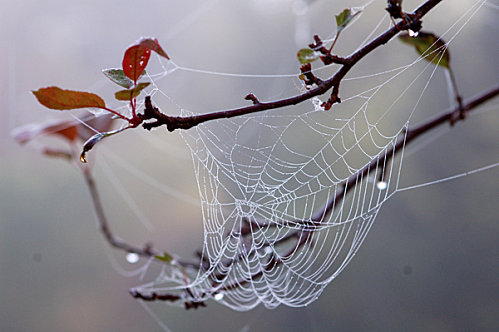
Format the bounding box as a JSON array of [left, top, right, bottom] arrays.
[[139, 0, 442, 132], [83, 168, 158, 258], [83, 167, 203, 271], [77, 0, 499, 307], [312, 84, 499, 223], [127, 84, 498, 306]]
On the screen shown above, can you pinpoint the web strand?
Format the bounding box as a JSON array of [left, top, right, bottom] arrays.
[[83, 0, 497, 312]]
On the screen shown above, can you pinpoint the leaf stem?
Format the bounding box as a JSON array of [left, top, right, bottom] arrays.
[[140, 0, 443, 132], [83, 168, 158, 257], [101, 106, 132, 122], [328, 32, 341, 53], [447, 67, 464, 121]]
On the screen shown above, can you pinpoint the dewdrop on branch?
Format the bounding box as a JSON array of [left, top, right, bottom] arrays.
[[15, 1, 499, 314], [126, 252, 140, 264]]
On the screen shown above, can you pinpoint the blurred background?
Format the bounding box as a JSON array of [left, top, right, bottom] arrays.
[[0, 0, 498, 331]]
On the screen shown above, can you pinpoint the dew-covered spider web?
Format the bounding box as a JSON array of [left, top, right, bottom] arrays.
[[57, 0, 497, 314], [170, 98, 405, 310]]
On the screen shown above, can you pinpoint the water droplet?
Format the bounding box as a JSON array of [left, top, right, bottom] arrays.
[[377, 181, 388, 190], [408, 30, 419, 38], [214, 293, 224, 301], [80, 153, 87, 163], [126, 252, 140, 264], [311, 97, 324, 111]]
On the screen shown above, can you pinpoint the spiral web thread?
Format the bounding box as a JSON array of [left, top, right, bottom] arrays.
[[131, 90, 408, 311], [126, 0, 491, 312]]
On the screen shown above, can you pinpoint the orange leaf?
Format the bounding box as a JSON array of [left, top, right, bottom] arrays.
[[33, 87, 106, 110], [12, 114, 116, 146], [12, 120, 79, 144], [122, 44, 151, 84], [48, 122, 79, 142]]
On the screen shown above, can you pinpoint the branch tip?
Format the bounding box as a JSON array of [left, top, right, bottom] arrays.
[[244, 93, 260, 105]]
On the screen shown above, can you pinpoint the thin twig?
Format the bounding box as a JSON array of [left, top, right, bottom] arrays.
[[79, 0, 499, 307], [83, 168, 158, 257], [128, 85, 498, 305], [312, 84, 499, 222], [83, 167, 204, 270], [139, 0, 443, 132], [447, 67, 464, 122]]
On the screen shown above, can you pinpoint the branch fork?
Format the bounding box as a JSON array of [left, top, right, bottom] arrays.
[[29, 0, 499, 309]]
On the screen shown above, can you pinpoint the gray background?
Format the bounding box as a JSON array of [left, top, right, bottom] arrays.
[[1, 0, 498, 331]]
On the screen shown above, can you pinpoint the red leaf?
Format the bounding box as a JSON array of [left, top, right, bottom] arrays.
[[33, 87, 106, 110], [138, 37, 170, 59], [122, 37, 169, 85], [122, 44, 151, 84]]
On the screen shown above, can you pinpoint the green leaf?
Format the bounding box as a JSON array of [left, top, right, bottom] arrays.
[[102, 69, 135, 89], [335, 8, 360, 33], [103, 68, 147, 89], [33, 87, 106, 110], [114, 82, 151, 101], [399, 31, 450, 68], [155, 252, 173, 263], [297, 48, 320, 64]]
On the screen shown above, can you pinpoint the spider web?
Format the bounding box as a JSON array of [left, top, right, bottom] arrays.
[[86, 0, 495, 313], [174, 98, 404, 310]]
